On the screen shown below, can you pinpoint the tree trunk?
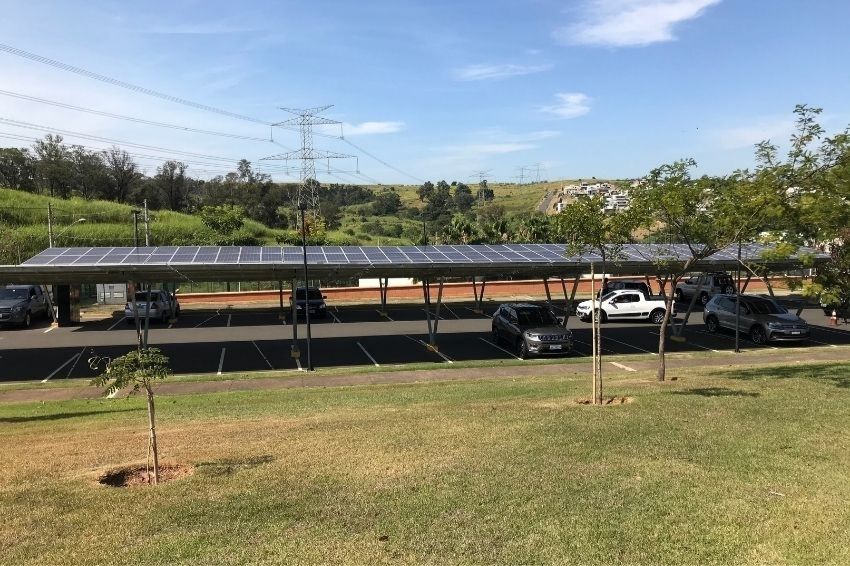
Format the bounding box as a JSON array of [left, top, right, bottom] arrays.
[[145, 382, 159, 485], [656, 276, 676, 382]]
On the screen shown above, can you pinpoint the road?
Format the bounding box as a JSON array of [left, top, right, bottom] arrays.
[[1, 301, 848, 383]]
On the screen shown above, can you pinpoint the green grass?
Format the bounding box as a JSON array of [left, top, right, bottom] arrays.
[[1, 361, 849, 564]]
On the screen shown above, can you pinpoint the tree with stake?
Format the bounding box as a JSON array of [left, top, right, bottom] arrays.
[[91, 347, 172, 484]]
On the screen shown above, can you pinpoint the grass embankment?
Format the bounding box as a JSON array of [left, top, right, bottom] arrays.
[[1, 362, 848, 564]]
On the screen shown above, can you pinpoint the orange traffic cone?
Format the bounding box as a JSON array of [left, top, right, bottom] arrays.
[[830, 309, 838, 326]]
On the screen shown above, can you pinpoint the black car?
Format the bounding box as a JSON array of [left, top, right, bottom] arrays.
[[491, 303, 572, 358], [293, 287, 327, 318]]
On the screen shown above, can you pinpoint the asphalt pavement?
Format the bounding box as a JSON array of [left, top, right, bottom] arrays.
[[1, 301, 848, 383]]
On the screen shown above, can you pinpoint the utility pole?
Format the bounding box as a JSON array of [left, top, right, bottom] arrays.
[[143, 199, 150, 246], [47, 202, 54, 247], [470, 169, 492, 206], [261, 106, 353, 228], [131, 209, 140, 247], [514, 166, 530, 186], [533, 162, 544, 184]]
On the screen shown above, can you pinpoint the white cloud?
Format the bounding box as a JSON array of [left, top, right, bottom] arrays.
[[554, 0, 721, 47], [453, 63, 553, 81], [343, 121, 405, 136], [540, 93, 591, 119], [712, 118, 795, 150]]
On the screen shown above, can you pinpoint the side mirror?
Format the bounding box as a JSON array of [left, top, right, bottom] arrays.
[[323, 295, 327, 299]]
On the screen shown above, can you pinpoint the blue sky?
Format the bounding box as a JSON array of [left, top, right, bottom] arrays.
[[1, 0, 849, 185]]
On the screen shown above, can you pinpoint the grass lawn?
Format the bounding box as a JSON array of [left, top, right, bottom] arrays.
[[1, 362, 849, 564]]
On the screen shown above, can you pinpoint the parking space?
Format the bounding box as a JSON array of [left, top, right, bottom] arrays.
[[2, 302, 849, 383]]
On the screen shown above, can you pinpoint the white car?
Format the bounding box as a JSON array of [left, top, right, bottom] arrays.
[[576, 289, 672, 324], [124, 289, 180, 324]]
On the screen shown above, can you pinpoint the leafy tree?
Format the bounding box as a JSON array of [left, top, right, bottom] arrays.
[[156, 160, 188, 211], [442, 214, 477, 244], [453, 182, 475, 212], [103, 147, 139, 202], [199, 204, 246, 244], [319, 200, 342, 230], [92, 347, 172, 485], [70, 146, 107, 200], [371, 189, 402, 215], [34, 134, 72, 198], [417, 181, 434, 202], [0, 147, 37, 192], [513, 214, 551, 243]]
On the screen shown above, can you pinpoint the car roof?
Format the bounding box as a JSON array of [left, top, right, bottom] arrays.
[[500, 303, 546, 309], [5, 284, 37, 289]]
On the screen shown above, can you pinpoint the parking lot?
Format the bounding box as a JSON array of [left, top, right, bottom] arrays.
[[1, 300, 849, 383]]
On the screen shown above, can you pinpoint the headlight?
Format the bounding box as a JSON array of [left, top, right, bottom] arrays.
[[524, 332, 539, 340], [296, 305, 303, 310], [767, 322, 782, 329], [12, 305, 24, 313]]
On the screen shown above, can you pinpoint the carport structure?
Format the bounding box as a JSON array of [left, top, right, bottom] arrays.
[[1, 243, 828, 361]]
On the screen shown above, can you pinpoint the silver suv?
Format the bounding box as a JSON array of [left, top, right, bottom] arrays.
[[491, 304, 573, 358], [124, 289, 180, 324], [703, 294, 809, 344], [0, 285, 49, 328], [675, 272, 736, 305]]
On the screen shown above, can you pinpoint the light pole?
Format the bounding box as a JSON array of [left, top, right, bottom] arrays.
[[131, 209, 141, 247], [53, 218, 86, 245]]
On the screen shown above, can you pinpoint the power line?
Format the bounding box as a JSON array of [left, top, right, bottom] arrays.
[[341, 137, 424, 184], [0, 89, 274, 142], [0, 43, 269, 124]]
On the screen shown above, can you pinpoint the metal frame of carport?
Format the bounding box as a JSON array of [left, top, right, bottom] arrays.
[[0, 243, 829, 365]]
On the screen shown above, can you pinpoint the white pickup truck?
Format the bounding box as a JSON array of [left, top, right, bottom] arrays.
[[576, 289, 673, 324]]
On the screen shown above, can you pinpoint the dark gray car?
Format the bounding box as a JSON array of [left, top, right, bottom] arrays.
[[293, 287, 327, 318], [703, 294, 810, 344], [491, 303, 572, 358], [0, 285, 49, 328]]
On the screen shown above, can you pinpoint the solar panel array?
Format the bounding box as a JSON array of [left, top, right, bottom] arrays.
[[21, 243, 819, 268]]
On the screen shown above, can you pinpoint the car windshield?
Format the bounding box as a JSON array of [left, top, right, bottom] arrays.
[[715, 275, 733, 286], [600, 291, 616, 302], [745, 299, 785, 315], [0, 288, 29, 300], [134, 292, 161, 302], [295, 289, 323, 300], [516, 308, 557, 326]]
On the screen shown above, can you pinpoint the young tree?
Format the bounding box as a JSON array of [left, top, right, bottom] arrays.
[[33, 134, 72, 198], [416, 180, 434, 202], [453, 182, 475, 212], [553, 195, 636, 403], [371, 189, 402, 215], [0, 147, 37, 192], [199, 204, 245, 244], [70, 146, 107, 200], [103, 147, 138, 202], [92, 347, 172, 484], [156, 160, 188, 211]]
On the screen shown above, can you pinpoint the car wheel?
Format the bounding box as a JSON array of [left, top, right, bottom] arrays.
[[750, 325, 767, 345], [700, 292, 710, 306], [723, 285, 735, 295], [517, 339, 529, 359], [650, 309, 666, 325], [674, 289, 683, 302], [595, 309, 607, 323], [22, 311, 31, 329], [492, 327, 501, 344], [705, 315, 719, 333]]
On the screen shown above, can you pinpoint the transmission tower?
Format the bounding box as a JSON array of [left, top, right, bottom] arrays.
[[514, 165, 530, 186], [470, 169, 492, 205], [261, 105, 353, 221]]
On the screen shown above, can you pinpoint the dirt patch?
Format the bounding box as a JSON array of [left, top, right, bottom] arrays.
[[574, 396, 634, 406], [97, 463, 194, 487]]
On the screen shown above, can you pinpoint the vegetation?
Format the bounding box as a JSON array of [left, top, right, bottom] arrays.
[[1, 361, 849, 563]]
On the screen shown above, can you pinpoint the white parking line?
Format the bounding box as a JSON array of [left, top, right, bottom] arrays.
[[195, 311, 220, 328], [421, 309, 445, 320], [43, 326, 56, 334], [693, 329, 777, 349], [64, 347, 86, 378], [329, 311, 341, 323], [107, 318, 124, 331], [650, 331, 720, 353], [357, 342, 380, 366], [478, 337, 523, 360], [227, 314, 232, 328], [252, 341, 274, 369], [217, 348, 226, 375], [42, 352, 80, 383], [465, 307, 492, 318], [809, 325, 850, 336], [603, 336, 658, 355], [405, 335, 454, 363], [296, 357, 303, 371], [376, 309, 394, 321], [610, 361, 637, 372], [442, 304, 461, 320]]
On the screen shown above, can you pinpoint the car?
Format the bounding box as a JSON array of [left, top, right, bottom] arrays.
[[491, 303, 573, 358], [605, 280, 651, 296], [675, 272, 737, 305], [0, 285, 49, 328], [124, 289, 180, 323], [703, 294, 809, 344], [576, 288, 672, 324], [293, 287, 327, 318]]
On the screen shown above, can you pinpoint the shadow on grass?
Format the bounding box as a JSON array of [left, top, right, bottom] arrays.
[[672, 387, 759, 398], [0, 407, 144, 423], [195, 455, 275, 477], [714, 362, 850, 389]]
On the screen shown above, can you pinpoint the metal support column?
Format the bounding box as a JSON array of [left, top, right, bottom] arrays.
[[432, 278, 444, 339], [471, 276, 487, 314], [290, 278, 300, 360], [741, 274, 752, 293], [543, 277, 552, 310], [278, 280, 285, 321], [422, 278, 434, 349], [560, 275, 580, 327], [378, 277, 389, 316]]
